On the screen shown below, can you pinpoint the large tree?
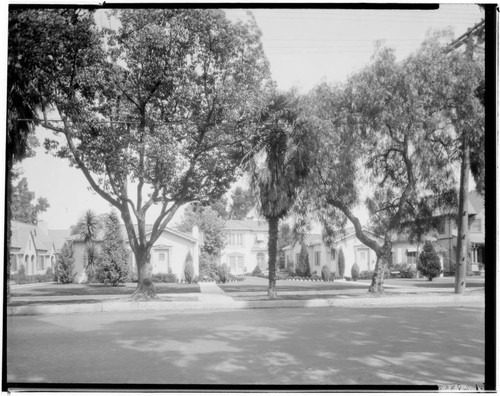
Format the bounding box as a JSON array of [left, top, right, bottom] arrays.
[[11, 176, 50, 224], [7, 8, 97, 299], [229, 186, 255, 220], [39, 9, 271, 299], [176, 203, 226, 258], [305, 35, 461, 293], [246, 90, 312, 298]]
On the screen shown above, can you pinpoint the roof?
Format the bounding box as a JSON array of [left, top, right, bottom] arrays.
[[48, 230, 72, 250], [302, 234, 323, 246], [11, 221, 53, 252], [224, 219, 268, 232], [70, 224, 197, 244], [10, 228, 32, 252], [468, 191, 484, 215]]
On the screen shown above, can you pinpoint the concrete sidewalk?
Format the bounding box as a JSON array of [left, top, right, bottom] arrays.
[[7, 286, 484, 316]]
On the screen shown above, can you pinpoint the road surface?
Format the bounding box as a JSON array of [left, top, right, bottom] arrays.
[[6, 305, 484, 386]]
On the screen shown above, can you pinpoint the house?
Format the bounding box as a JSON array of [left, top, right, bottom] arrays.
[[9, 221, 69, 276], [283, 233, 334, 275], [435, 191, 485, 274], [283, 226, 384, 277], [126, 226, 200, 282], [70, 225, 200, 283], [284, 226, 447, 278], [220, 220, 269, 274]]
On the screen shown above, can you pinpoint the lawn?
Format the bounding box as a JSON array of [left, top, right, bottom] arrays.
[[11, 282, 200, 297], [219, 282, 369, 294]]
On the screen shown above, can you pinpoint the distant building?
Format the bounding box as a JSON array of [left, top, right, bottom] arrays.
[[221, 220, 269, 274], [9, 221, 70, 276], [435, 191, 485, 274], [283, 226, 384, 277], [70, 225, 200, 283]]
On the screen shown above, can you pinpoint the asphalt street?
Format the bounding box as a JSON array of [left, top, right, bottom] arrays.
[[6, 305, 484, 386]]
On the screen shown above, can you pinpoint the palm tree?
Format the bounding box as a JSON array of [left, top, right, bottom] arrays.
[[245, 91, 311, 298], [77, 210, 101, 282]]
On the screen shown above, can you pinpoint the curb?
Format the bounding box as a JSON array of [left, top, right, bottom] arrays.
[[7, 294, 484, 316]]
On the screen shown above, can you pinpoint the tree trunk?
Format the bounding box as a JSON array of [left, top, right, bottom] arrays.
[[369, 242, 392, 293], [5, 156, 13, 303], [267, 216, 279, 299], [131, 246, 157, 301], [455, 133, 469, 294]]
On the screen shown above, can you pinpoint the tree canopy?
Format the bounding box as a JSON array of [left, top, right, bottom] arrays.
[[11, 175, 50, 224], [36, 9, 271, 298]]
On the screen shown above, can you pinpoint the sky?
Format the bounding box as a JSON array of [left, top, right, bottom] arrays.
[[12, 4, 484, 230]]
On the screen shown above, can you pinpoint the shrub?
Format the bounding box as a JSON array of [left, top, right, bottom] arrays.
[[351, 263, 360, 281], [219, 263, 229, 283], [338, 248, 345, 278], [56, 241, 76, 284], [96, 212, 130, 286], [360, 270, 373, 280], [153, 270, 178, 283], [184, 252, 195, 284], [199, 252, 219, 281], [252, 265, 262, 276], [321, 265, 330, 281], [418, 241, 442, 281], [296, 243, 311, 277], [400, 266, 416, 278]]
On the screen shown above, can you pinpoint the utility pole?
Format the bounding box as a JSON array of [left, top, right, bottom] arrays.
[[446, 20, 484, 294]]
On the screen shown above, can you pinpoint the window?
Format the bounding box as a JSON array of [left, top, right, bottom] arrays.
[[159, 253, 165, 261], [295, 253, 300, 266], [229, 254, 244, 273], [331, 249, 336, 260], [228, 233, 243, 247], [257, 253, 265, 268], [406, 251, 417, 265], [437, 218, 446, 235], [315, 251, 321, 267], [37, 256, 44, 271]]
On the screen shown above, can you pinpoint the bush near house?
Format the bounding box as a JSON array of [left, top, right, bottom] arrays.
[[10, 265, 56, 284], [418, 241, 442, 281], [338, 248, 345, 278], [153, 270, 179, 283], [184, 252, 195, 284], [56, 241, 76, 284], [351, 263, 360, 281], [219, 263, 229, 283], [252, 265, 262, 276], [321, 265, 330, 281], [296, 243, 311, 277]]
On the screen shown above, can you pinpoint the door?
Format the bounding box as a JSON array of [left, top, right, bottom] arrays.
[[356, 248, 370, 271]]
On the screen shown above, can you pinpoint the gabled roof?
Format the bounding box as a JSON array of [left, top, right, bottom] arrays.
[[302, 234, 323, 246], [11, 221, 53, 252], [10, 228, 33, 252], [224, 219, 268, 231], [468, 191, 484, 215]]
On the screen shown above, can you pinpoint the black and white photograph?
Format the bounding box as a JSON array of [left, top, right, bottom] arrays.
[[4, 2, 493, 392]]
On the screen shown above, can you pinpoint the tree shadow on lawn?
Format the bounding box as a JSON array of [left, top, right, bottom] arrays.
[[413, 282, 484, 289], [11, 307, 484, 386], [11, 283, 200, 297], [219, 283, 369, 293]]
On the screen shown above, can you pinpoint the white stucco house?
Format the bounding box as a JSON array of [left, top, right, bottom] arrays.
[[283, 226, 384, 277], [71, 225, 200, 283], [220, 219, 269, 275]]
